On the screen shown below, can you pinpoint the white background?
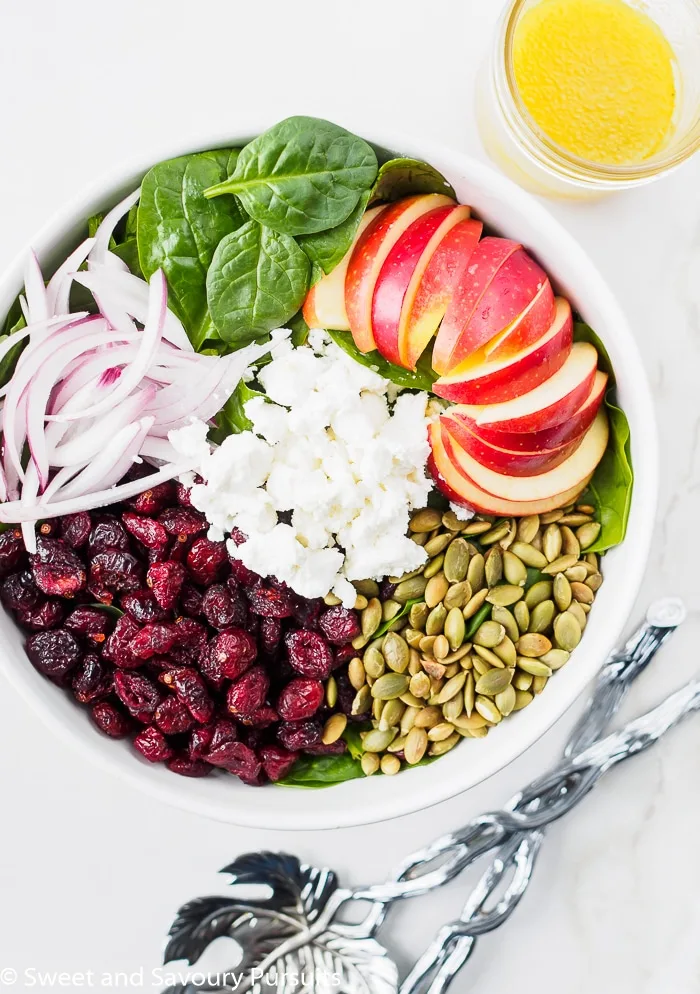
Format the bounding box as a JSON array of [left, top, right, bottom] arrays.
[[1, 1, 700, 991]]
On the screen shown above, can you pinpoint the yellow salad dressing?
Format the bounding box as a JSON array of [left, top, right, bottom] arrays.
[[512, 0, 677, 164]]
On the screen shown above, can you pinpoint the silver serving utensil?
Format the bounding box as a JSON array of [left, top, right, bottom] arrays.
[[161, 599, 688, 994]]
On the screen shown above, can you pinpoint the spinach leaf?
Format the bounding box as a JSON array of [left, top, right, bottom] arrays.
[[327, 330, 437, 391], [297, 190, 370, 277], [137, 149, 244, 349], [573, 322, 633, 552], [370, 157, 455, 203], [288, 310, 310, 347], [372, 598, 422, 641], [278, 751, 364, 787], [112, 238, 143, 277], [207, 220, 310, 344], [465, 602, 492, 640], [204, 117, 378, 237], [0, 299, 27, 388], [209, 379, 263, 444], [343, 723, 370, 761]]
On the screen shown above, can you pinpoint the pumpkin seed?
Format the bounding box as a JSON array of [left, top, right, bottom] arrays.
[[422, 657, 445, 679], [409, 671, 431, 698], [516, 515, 540, 544], [467, 553, 486, 591], [428, 721, 457, 742], [322, 712, 347, 744], [323, 592, 342, 606], [382, 632, 410, 672], [361, 598, 382, 638], [435, 671, 467, 704], [354, 594, 369, 610], [379, 698, 405, 731], [462, 520, 493, 536], [352, 633, 369, 651], [516, 657, 552, 677], [411, 532, 428, 547], [425, 573, 449, 609], [352, 685, 372, 716], [414, 706, 442, 728], [464, 672, 475, 715], [473, 619, 505, 648], [576, 504, 596, 515], [442, 643, 473, 664], [426, 603, 448, 636], [564, 564, 588, 582], [540, 648, 570, 670], [408, 648, 422, 675], [387, 734, 407, 754], [405, 628, 424, 649], [394, 575, 428, 603], [528, 599, 556, 634], [499, 518, 517, 550], [453, 710, 487, 732], [484, 547, 503, 587], [348, 657, 366, 690], [326, 676, 338, 708], [516, 633, 552, 657], [585, 552, 599, 570], [444, 607, 466, 651], [513, 671, 533, 691], [503, 549, 527, 586], [381, 754, 401, 775], [540, 509, 563, 524], [362, 727, 396, 752], [585, 572, 603, 592], [390, 566, 424, 583], [433, 634, 450, 660], [568, 601, 588, 630], [442, 510, 464, 532], [486, 584, 524, 607], [472, 656, 491, 676], [475, 667, 514, 696], [372, 697, 383, 721], [493, 635, 517, 667], [444, 538, 470, 583], [361, 753, 380, 776], [473, 644, 506, 667], [553, 573, 572, 611], [514, 600, 530, 633], [444, 580, 472, 611], [513, 690, 534, 710], [442, 694, 464, 722], [542, 524, 563, 562], [354, 579, 380, 598], [429, 733, 460, 756], [559, 513, 593, 526], [532, 674, 549, 695], [371, 673, 410, 700], [423, 553, 445, 579], [553, 611, 582, 651], [409, 602, 429, 630], [560, 525, 580, 557], [410, 508, 443, 532], [571, 581, 594, 605], [475, 695, 502, 723], [577, 521, 601, 550], [480, 520, 510, 545], [463, 587, 489, 619], [401, 706, 420, 735], [495, 684, 517, 716], [541, 554, 580, 575], [509, 541, 548, 570], [404, 726, 429, 764], [424, 532, 453, 557], [381, 599, 401, 623]]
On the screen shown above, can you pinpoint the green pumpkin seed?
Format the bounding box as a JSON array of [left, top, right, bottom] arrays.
[[405, 628, 424, 648], [348, 657, 366, 690], [564, 564, 588, 582], [435, 671, 467, 704], [401, 705, 420, 735], [462, 520, 493, 536], [371, 673, 410, 700], [516, 515, 540, 544], [493, 635, 517, 667], [577, 521, 601, 550], [386, 734, 407, 754], [425, 573, 449, 609], [410, 508, 442, 532], [361, 752, 380, 776], [542, 524, 563, 562], [472, 656, 490, 676], [425, 603, 448, 636], [354, 594, 369, 611], [352, 685, 372, 715], [414, 705, 442, 728], [585, 572, 603, 592], [464, 672, 475, 715], [442, 510, 464, 532], [467, 553, 486, 591], [423, 553, 445, 579], [486, 584, 524, 607], [424, 532, 453, 557], [553, 573, 572, 611], [442, 694, 464, 722], [475, 667, 514, 696], [524, 580, 553, 609], [382, 632, 410, 673], [540, 509, 563, 524], [499, 518, 517, 550], [516, 657, 552, 677], [409, 671, 431, 698], [361, 598, 382, 638], [323, 592, 342, 606], [404, 726, 429, 764], [379, 698, 405, 731], [433, 635, 450, 660], [560, 525, 580, 557], [382, 600, 402, 623], [528, 599, 556, 634], [480, 520, 510, 545], [553, 611, 582, 651], [428, 721, 457, 742], [473, 619, 506, 648], [513, 690, 534, 710], [513, 671, 533, 691], [322, 712, 347, 744], [503, 549, 527, 586], [429, 732, 460, 756], [568, 601, 588, 630], [475, 695, 502, 723], [326, 676, 338, 708], [411, 532, 428, 547], [394, 575, 428, 603], [532, 674, 549, 694], [516, 632, 552, 657], [354, 579, 380, 598], [491, 605, 518, 642], [444, 538, 470, 583], [381, 754, 401, 775], [444, 607, 466, 651], [571, 581, 594, 605], [539, 648, 570, 670], [541, 554, 580, 575], [463, 587, 489, 619], [409, 602, 429, 630], [514, 600, 530, 633], [400, 690, 427, 709], [484, 547, 503, 587], [444, 580, 472, 611], [390, 566, 424, 583], [559, 513, 592, 526], [509, 541, 548, 570], [455, 711, 489, 734], [473, 644, 506, 668], [495, 683, 517, 716]]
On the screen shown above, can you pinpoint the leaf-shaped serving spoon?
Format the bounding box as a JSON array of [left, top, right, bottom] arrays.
[[161, 599, 688, 994]]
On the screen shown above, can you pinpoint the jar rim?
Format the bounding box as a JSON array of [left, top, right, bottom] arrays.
[[499, 0, 700, 182]]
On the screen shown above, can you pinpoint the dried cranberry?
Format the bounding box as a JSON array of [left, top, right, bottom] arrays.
[[88, 516, 129, 555], [318, 605, 361, 645], [91, 701, 132, 738], [122, 512, 168, 550], [260, 745, 299, 781], [60, 512, 91, 549], [0, 529, 26, 575], [206, 739, 261, 780], [114, 670, 162, 722], [246, 584, 295, 618], [89, 549, 143, 595], [226, 666, 270, 717], [246, 613, 260, 638], [259, 617, 282, 656], [380, 579, 397, 601], [335, 671, 369, 719], [159, 506, 207, 537], [133, 726, 174, 763], [17, 599, 65, 631], [65, 606, 111, 638], [204, 629, 257, 683], [277, 678, 324, 721], [240, 705, 279, 728], [188, 724, 216, 761], [334, 644, 357, 669], [175, 481, 193, 506], [26, 629, 81, 678], [285, 629, 333, 678], [121, 589, 167, 624], [303, 740, 347, 756], [167, 755, 212, 777], [291, 595, 323, 630], [1, 571, 41, 611], [209, 718, 239, 750], [154, 695, 195, 735], [187, 537, 227, 585], [277, 719, 322, 751], [30, 538, 86, 598], [229, 527, 247, 547], [102, 615, 142, 669], [146, 561, 185, 610], [202, 584, 245, 629], [173, 617, 208, 651], [179, 583, 203, 618], [167, 535, 192, 563], [128, 623, 179, 659], [228, 554, 260, 588], [72, 655, 113, 704], [160, 667, 214, 723], [125, 481, 176, 515]]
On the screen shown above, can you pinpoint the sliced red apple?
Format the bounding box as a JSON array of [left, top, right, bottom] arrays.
[[428, 422, 593, 515], [485, 277, 555, 359], [432, 297, 573, 405], [441, 412, 582, 477], [446, 409, 608, 501], [302, 205, 388, 331], [400, 216, 482, 370], [372, 205, 468, 366], [449, 370, 608, 451], [345, 193, 455, 353]]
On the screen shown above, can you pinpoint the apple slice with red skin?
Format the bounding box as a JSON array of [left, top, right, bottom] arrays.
[[302, 205, 388, 331], [449, 370, 608, 451], [441, 411, 583, 477], [433, 297, 573, 405], [484, 277, 555, 360], [345, 193, 455, 353], [428, 422, 592, 515], [400, 216, 482, 370], [445, 409, 608, 502], [371, 204, 472, 367]]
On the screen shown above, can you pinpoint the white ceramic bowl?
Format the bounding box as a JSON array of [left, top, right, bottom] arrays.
[[0, 127, 658, 830]]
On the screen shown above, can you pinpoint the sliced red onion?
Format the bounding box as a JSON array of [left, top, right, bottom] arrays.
[[23, 251, 49, 325], [50, 417, 154, 502], [88, 188, 140, 272], [45, 238, 95, 316], [50, 384, 156, 467]]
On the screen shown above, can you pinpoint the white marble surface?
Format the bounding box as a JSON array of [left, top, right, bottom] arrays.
[[1, 1, 700, 990]]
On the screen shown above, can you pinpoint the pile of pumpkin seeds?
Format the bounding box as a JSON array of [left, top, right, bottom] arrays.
[[343, 503, 603, 776]]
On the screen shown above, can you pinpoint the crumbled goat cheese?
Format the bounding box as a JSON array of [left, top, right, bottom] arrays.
[[449, 501, 475, 521], [170, 330, 432, 607]]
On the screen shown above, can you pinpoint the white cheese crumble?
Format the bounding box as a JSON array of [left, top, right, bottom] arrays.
[[169, 329, 432, 607]]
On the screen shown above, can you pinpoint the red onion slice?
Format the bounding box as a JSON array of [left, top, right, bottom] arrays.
[[45, 238, 95, 316], [88, 188, 140, 271], [50, 384, 156, 467], [23, 251, 49, 324]]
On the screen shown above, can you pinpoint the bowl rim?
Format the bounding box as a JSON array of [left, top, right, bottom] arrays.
[[0, 123, 658, 829]]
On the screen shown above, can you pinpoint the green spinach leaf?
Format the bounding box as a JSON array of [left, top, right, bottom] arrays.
[[209, 379, 263, 444], [137, 149, 244, 349], [573, 322, 633, 552], [204, 116, 378, 236], [370, 157, 455, 203], [207, 220, 310, 344], [327, 330, 437, 391], [278, 752, 364, 787], [465, 602, 492, 640], [297, 189, 371, 277], [0, 300, 27, 388], [288, 310, 310, 347]]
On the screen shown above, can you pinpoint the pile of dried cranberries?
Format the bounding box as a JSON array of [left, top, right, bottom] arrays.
[[0, 479, 364, 785]]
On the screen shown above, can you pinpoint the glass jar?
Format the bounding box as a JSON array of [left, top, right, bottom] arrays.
[[477, 0, 700, 197]]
